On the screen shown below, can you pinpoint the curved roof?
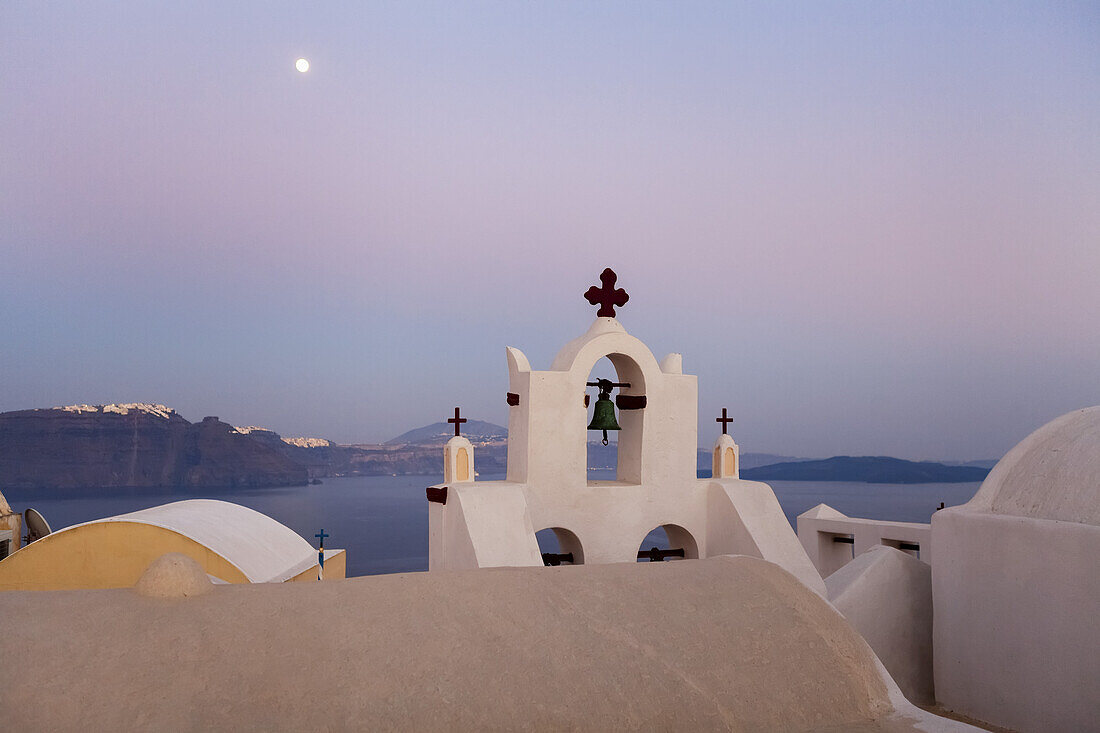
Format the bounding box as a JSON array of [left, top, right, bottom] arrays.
[[64, 499, 317, 582], [0, 555, 957, 731], [966, 406, 1100, 526]]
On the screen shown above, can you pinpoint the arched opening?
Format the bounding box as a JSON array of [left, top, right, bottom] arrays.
[[723, 447, 736, 476], [456, 447, 470, 481], [586, 357, 618, 483], [535, 527, 584, 566], [636, 524, 700, 562], [585, 354, 646, 484]]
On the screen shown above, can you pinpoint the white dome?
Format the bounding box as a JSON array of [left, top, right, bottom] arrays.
[[966, 406, 1100, 526]]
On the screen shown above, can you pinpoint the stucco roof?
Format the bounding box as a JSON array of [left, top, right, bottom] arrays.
[[966, 406, 1100, 526], [0, 556, 975, 731], [65, 499, 316, 582]]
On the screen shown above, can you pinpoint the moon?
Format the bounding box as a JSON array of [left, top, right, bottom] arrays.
[[295, 58, 310, 73]]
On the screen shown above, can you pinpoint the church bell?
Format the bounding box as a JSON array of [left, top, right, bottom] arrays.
[[586, 378, 622, 445]]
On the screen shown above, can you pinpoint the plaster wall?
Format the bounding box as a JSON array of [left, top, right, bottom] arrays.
[[428, 483, 543, 570], [432, 317, 820, 589], [827, 546, 935, 705], [427, 490, 479, 571], [708, 480, 828, 595], [431, 474, 824, 592], [523, 480, 709, 563], [798, 506, 931, 578], [932, 509, 1100, 732], [434, 479, 710, 567], [503, 317, 703, 556], [507, 318, 698, 491]]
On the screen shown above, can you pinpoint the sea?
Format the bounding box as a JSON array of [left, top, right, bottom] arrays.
[[3, 473, 982, 578]]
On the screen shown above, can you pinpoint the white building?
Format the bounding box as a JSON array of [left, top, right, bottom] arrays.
[[793, 406, 1100, 730], [0, 499, 345, 589], [427, 269, 824, 595], [932, 406, 1100, 732]]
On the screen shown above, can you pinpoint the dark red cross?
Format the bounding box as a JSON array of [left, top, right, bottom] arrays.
[[447, 407, 467, 436], [584, 268, 629, 318], [716, 408, 733, 435]]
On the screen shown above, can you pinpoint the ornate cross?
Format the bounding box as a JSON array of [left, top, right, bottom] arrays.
[[716, 408, 733, 435], [584, 267, 629, 318], [447, 407, 467, 436]]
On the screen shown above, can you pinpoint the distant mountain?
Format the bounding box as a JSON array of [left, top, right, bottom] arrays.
[[0, 404, 307, 490], [732, 453, 812, 470], [742, 456, 991, 484], [386, 421, 507, 446]]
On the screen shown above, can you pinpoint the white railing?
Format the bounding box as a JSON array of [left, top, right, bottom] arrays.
[[796, 504, 930, 578]]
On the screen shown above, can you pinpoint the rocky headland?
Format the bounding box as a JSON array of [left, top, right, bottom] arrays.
[[0, 404, 307, 490]]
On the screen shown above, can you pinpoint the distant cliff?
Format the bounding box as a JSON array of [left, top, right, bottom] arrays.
[[235, 422, 509, 479], [0, 405, 308, 490], [741, 456, 990, 484]]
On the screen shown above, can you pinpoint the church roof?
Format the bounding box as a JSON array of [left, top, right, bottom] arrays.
[[0, 555, 959, 731], [64, 499, 317, 582], [966, 406, 1100, 526]]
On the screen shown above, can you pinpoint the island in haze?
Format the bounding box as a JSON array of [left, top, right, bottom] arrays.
[[0, 404, 994, 489], [741, 456, 991, 484]]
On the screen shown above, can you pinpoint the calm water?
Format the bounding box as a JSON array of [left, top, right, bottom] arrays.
[[4, 473, 981, 577]]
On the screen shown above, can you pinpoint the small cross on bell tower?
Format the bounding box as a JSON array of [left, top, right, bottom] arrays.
[[448, 407, 467, 436], [443, 407, 475, 483], [716, 408, 733, 435], [712, 407, 740, 479]]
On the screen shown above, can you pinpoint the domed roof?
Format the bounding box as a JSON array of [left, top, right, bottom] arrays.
[[966, 407, 1100, 526], [64, 499, 317, 582]]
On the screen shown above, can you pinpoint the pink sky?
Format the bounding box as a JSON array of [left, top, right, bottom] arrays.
[[2, 2, 1097, 460]]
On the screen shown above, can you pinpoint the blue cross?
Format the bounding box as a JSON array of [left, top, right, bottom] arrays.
[[315, 529, 329, 570]]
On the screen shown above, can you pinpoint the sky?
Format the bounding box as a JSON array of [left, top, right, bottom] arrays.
[[1, 2, 1097, 461]]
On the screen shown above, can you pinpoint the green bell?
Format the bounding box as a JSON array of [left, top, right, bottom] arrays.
[[587, 378, 621, 445]]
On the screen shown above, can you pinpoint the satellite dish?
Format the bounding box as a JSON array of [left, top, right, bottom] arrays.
[[23, 507, 51, 544]]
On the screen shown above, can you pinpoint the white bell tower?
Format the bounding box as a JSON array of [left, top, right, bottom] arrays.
[[426, 268, 825, 595]]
